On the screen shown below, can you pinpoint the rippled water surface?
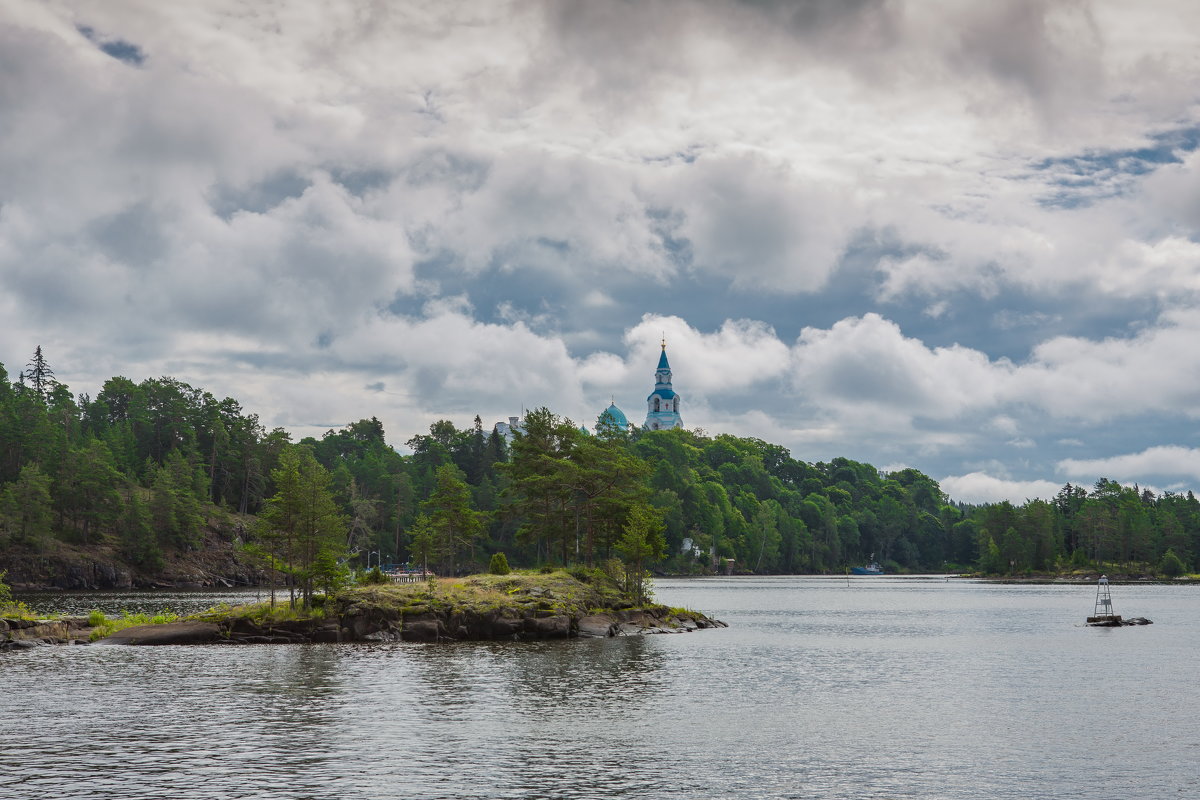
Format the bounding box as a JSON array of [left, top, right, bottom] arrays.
[[5, 577, 1197, 799]]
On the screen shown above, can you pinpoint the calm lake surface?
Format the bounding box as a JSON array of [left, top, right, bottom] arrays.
[[5, 576, 1197, 799]]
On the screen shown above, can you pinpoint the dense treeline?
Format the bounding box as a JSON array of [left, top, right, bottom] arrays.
[[2, 349, 1197, 580], [0, 349, 293, 572]]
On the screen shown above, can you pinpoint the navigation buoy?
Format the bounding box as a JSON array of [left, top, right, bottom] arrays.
[[1086, 575, 1119, 625], [1086, 575, 1152, 627]]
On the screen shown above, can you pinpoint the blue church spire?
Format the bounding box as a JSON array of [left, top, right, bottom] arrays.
[[645, 339, 683, 430]]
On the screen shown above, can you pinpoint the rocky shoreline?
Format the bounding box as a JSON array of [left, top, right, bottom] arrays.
[[1, 540, 262, 591], [967, 573, 1198, 584], [93, 605, 722, 646]]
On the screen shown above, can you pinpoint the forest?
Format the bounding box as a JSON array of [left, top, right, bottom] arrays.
[[1, 348, 1197, 583]]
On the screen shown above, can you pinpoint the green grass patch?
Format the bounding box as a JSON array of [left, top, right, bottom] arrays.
[[191, 599, 332, 626], [0, 600, 40, 621], [88, 610, 181, 641]]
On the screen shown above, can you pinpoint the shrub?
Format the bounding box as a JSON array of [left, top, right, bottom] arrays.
[[87, 609, 108, 627], [0, 570, 34, 618], [1160, 548, 1187, 577], [488, 552, 511, 575], [358, 567, 389, 585]]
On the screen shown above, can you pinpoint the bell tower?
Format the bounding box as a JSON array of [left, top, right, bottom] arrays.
[[644, 339, 683, 430]]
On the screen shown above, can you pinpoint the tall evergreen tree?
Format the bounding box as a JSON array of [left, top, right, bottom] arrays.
[[420, 464, 485, 575], [256, 445, 348, 609], [23, 346, 56, 402]]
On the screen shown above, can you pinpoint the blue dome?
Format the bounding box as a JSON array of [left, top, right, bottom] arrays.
[[647, 388, 676, 401], [597, 403, 629, 431]]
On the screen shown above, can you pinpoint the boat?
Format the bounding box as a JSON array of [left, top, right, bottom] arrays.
[[850, 557, 883, 576]]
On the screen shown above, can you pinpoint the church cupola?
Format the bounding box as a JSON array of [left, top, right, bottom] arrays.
[[644, 339, 683, 431]]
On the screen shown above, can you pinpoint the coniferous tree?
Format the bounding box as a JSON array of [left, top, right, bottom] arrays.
[[421, 464, 485, 575], [256, 445, 348, 609], [616, 502, 666, 604], [23, 346, 56, 402], [0, 463, 54, 547], [120, 491, 163, 570]]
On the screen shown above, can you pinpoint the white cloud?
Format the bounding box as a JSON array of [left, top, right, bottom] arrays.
[[625, 314, 791, 396], [1017, 307, 1200, 421], [939, 472, 1062, 505], [988, 416, 1020, 435], [5, 0, 1200, 494], [790, 313, 1006, 420], [1059, 446, 1200, 483]]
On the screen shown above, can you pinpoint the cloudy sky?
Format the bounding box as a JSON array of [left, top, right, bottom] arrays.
[[4, 0, 1200, 503]]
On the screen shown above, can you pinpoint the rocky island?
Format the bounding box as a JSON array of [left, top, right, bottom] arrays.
[[3, 571, 725, 649]]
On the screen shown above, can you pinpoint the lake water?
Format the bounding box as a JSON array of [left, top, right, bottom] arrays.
[[5, 576, 1196, 799]]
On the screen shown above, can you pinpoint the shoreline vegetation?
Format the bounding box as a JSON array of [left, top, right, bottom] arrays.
[[1, 569, 726, 650], [4, 351, 1200, 597]]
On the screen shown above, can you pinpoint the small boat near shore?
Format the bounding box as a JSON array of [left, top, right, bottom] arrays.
[[851, 559, 883, 576]]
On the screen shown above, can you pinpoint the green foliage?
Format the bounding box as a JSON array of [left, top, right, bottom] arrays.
[[253, 445, 349, 609], [420, 464, 486, 574], [0, 571, 34, 619], [0, 464, 53, 546], [119, 491, 163, 570], [358, 567, 389, 585], [488, 552, 511, 575], [499, 408, 649, 568], [1160, 548, 1187, 577], [616, 502, 667, 605], [193, 599, 328, 627], [88, 609, 181, 641], [87, 609, 107, 627], [4, 353, 1200, 583], [0, 570, 13, 609]]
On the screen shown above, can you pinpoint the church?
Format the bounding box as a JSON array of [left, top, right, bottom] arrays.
[[642, 340, 683, 431], [498, 341, 683, 439], [594, 340, 683, 434]]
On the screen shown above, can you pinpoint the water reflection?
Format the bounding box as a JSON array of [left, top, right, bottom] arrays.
[[5, 578, 1199, 800]]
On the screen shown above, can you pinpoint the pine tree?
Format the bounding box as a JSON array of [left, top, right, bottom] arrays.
[[615, 502, 666, 605], [0, 463, 54, 547], [421, 464, 485, 575], [256, 446, 348, 609], [23, 346, 57, 402]]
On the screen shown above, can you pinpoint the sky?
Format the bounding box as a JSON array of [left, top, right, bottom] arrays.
[[3, 0, 1200, 504]]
